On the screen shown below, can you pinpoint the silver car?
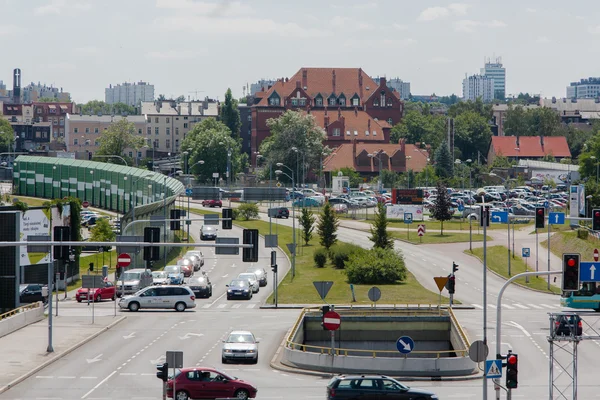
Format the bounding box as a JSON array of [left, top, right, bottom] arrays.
[[237, 272, 259, 293], [151, 271, 170, 286], [245, 267, 267, 287], [222, 330, 259, 364], [118, 285, 196, 312]]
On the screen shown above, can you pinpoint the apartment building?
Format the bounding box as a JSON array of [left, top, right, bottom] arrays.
[[105, 81, 155, 106], [462, 74, 495, 102]]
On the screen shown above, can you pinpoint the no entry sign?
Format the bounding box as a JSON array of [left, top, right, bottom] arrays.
[[323, 311, 341, 331], [117, 253, 131, 267]]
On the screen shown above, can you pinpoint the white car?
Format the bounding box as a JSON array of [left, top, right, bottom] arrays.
[[118, 285, 196, 312], [151, 271, 170, 286], [222, 330, 259, 364], [237, 272, 259, 293]]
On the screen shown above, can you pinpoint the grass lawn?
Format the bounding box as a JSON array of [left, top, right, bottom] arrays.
[[542, 231, 600, 261], [388, 219, 531, 232], [465, 245, 561, 294], [231, 219, 446, 305], [391, 231, 489, 244]]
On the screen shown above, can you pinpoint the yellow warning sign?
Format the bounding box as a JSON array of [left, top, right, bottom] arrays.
[[434, 276, 449, 292], [276, 182, 282, 187]]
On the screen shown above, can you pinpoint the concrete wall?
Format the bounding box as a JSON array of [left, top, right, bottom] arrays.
[[0, 303, 44, 338]]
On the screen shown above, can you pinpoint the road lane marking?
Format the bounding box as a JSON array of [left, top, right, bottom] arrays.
[[222, 274, 229, 278], [540, 304, 556, 309], [231, 304, 241, 308], [217, 304, 227, 308], [36, 376, 54, 379], [80, 377, 97, 379], [472, 304, 484, 309], [81, 370, 116, 399], [57, 376, 76, 379], [120, 373, 136, 376], [246, 304, 256, 308], [501, 304, 515, 310], [513, 304, 529, 309], [527, 304, 543, 309]]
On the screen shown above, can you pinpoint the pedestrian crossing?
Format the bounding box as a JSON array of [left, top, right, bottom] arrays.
[[200, 302, 258, 309], [471, 303, 561, 310]]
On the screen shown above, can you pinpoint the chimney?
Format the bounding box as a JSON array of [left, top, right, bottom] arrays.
[[354, 106, 358, 116], [296, 80, 301, 89], [338, 107, 341, 119], [516, 135, 520, 147], [332, 69, 336, 93], [379, 76, 386, 87], [358, 68, 363, 86], [302, 69, 308, 88], [368, 119, 371, 131], [540, 135, 544, 147], [324, 114, 329, 127]]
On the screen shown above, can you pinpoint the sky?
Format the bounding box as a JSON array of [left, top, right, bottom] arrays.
[[1, 0, 599, 103]]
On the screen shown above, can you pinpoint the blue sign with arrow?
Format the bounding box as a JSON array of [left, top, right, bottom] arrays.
[[491, 211, 508, 223], [580, 262, 600, 282], [458, 204, 464, 212], [396, 336, 414, 354], [548, 212, 565, 225], [185, 188, 193, 196]]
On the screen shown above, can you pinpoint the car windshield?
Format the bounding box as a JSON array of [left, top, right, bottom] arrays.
[[202, 227, 214, 232], [122, 272, 141, 280], [164, 266, 180, 274], [247, 269, 263, 277], [226, 333, 255, 343], [238, 273, 256, 281], [190, 277, 206, 284], [152, 272, 167, 278], [229, 280, 248, 288]]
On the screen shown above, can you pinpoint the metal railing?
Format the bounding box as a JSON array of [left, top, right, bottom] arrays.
[[0, 302, 41, 322]]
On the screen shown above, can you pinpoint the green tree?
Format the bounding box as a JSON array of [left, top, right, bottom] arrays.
[[491, 155, 512, 168], [237, 203, 259, 220], [37, 97, 58, 102], [299, 208, 316, 245], [369, 202, 393, 250], [90, 218, 116, 248], [345, 248, 406, 284], [181, 118, 247, 184], [260, 110, 326, 184], [79, 101, 136, 116], [317, 202, 339, 250], [157, 94, 166, 101], [95, 119, 144, 164], [220, 88, 241, 140], [431, 181, 453, 235], [0, 117, 15, 153], [434, 141, 453, 180], [390, 110, 446, 148], [448, 98, 493, 119], [453, 111, 492, 161], [175, 95, 186, 103], [380, 169, 399, 189]]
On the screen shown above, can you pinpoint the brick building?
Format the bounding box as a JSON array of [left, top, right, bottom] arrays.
[[32, 102, 76, 141]]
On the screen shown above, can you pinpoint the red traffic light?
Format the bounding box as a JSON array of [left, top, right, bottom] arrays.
[[567, 258, 576, 267], [507, 355, 517, 365], [596, 211, 600, 217], [538, 209, 544, 215]]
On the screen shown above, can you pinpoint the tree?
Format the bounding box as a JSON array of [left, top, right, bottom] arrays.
[[380, 169, 399, 189], [78, 101, 136, 116], [317, 202, 339, 250], [345, 248, 406, 284], [448, 98, 492, 120], [220, 88, 241, 140], [390, 110, 446, 148], [299, 208, 316, 245], [90, 218, 116, 247], [431, 181, 453, 235], [175, 95, 186, 103], [157, 94, 166, 101], [453, 111, 492, 161], [181, 118, 247, 183], [434, 141, 453, 180], [369, 202, 393, 250], [260, 110, 326, 184], [0, 117, 15, 153], [37, 97, 58, 102], [95, 119, 145, 164], [491, 155, 512, 168]]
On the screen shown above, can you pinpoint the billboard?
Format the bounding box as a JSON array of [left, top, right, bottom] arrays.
[[19, 205, 71, 265], [391, 189, 424, 205], [386, 204, 424, 220]]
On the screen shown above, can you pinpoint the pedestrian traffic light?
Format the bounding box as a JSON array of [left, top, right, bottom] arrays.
[[156, 362, 169, 382], [53, 226, 71, 261], [593, 209, 600, 231], [242, 229, 259, 262], [222, 208, 233, 230], [170, 209, 181, 231], [452, 262, 459, 273], [143, 227, 161, 261], [535, 207, 545, 229], [271, 250, 277, 272], [562, 253, 580, 291], [506, 353, 518, 389]]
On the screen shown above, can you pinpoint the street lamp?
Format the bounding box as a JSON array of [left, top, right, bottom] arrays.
[[590, 156, 599, 184], [291, 147, 299, 189], [275, 168, 296, 279], [406, 155, 412, 188], [89, 170, 94, 206], [368, 150, 386, 193]]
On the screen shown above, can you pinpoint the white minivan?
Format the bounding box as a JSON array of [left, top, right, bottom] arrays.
[[118, 285, 196, 312]]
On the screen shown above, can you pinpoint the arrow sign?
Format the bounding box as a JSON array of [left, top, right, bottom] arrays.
[[591, 265, 596, 280], [179, 333, 205, 340], [580, 262, 600, 282], [150, 355, 166, 365], [490, 211, 508, 223], [86, 354, 103, 364], [396, 336, 414, 354], [123, 332, 136, 339], [549, 212, 565, 225]]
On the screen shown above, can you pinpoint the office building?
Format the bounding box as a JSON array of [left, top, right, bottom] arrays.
[[105, 81, 155, 107], [481, 57, 505, 100], [462, 74, 495, 103], [566, 78, 600, 99]]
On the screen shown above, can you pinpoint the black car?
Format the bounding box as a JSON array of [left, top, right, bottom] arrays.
[[327, 375, 438, 400], [268, 207, 290, 219], [226, 279, 253, 300], [554, 315, 583, 336], [19, 284, 48, 304], [187, 274, 212, 298]]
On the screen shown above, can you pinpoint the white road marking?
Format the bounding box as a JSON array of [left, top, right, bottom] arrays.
[[36, 376, 54, 379], [540, 304, 557, 309], [202, 304, 211, 308], [119, 373, 136, 376], [80, 376, 97, 379], [217, 304, 227, 308], [57, 376, 76, 379], [231, 304, 241, 309], [81, 370, 116, 399], [527, 304, 543, 309], [246, 304, 256, 308], [512, 304, 529, 309], [472, 304, 484, 309], [222, 274, 229, 278], [502, 304, 515, 310]]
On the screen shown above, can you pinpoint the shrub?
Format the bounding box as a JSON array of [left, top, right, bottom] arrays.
[[345, 247, 407, 284], [329, 243, 365, 269], [314, 248, 328, 268], [232, 208, 240, 220], [237, 203, 259, 220], [577, 229, 589, 240]]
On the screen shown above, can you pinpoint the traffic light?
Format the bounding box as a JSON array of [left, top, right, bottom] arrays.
[[593, 209, 600, 231], [156, 362, 169, 382], [242, 229, 259, 262], [271, 250, 277, 273], [53, 226, 70, 261], [143, 227, 161, 261], [321, 305, 330, 330], [222, 208, 233, 230], [448, 275, 456, 294], [452, 262, 459, 273], [88, 262, 94, 272], [480, 206, 490, 227], [535, 207, 545, 229], [562, 253, 580, 291], [506, 353, 518, 389], [170, 209, 181, 231]]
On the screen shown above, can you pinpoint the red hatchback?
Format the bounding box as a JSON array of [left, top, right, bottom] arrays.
[[202, 199, 222, 208], [167, 367, 257, 400], [76, 281, 116, 302]]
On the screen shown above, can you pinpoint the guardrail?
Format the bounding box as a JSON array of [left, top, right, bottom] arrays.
[[449, 307, 471, 348], [0, 302, 41, 322]]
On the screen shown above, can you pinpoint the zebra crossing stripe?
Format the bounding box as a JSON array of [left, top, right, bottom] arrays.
[[231, 304, 241, 309], [513, 304, 529, 309], [527, 304, 543, 309], [502, 304, 515, 310]]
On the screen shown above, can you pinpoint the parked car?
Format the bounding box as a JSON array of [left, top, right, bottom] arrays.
[[333, 203, 348, 214], [554, 315, 583, 336], [245, 267, 267, 287], [201, 199, 222, 208], [200, 225, 218, 241], [287, 190, 304, 200], [328, 197, 358, 208], [226, 279, 253, 300], [76, 281, 116, 302], [187, 274, 212, 298], [326, 375, 439, 399], [151, 271, 170, 286], [177, 258, 194, 277], [267, 207, 289, 218], [164, 265, 185, 285], [118, 285, 196, 312], [237, 273, 259, 293], [19, 284, 48, 304], [166, 367, 258, 400], [222, 330, 259, 364], [292, 197, 321, 207]]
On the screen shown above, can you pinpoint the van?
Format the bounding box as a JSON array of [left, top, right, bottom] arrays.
[[116, 268, 153, 297], [118, 285, 196, 312], [268, 207, 290, 218]]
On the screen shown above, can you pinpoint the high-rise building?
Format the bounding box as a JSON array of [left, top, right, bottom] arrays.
[[462, 74, 495, 103], [105, 81, 155, 106], [566, 78, 600, 99], [372, 77, 411, 100], [480, 57, 505, 100], [250, 79, 277, 96]]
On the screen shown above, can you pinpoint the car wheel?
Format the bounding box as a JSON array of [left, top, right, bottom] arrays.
[[96, 295, 101, 302], [111, 294, 116, 301], [175, 302, 186, 312], [128, 302, 140, 312], [234, 389, 249, 400], [175, 390, 190, 400], [76, 299, 82, 303]]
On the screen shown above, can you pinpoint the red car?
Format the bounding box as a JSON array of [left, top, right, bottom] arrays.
[[76, 281, 116, 302], [202, 199, 222, 208], [166, 367, 257, 400]]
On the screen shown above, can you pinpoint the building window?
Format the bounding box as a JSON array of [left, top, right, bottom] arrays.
[[166, 139, 170, 148], [37, 108, 41, 114], [138, 128, 142, 134], [155, 117, 159, 123], [166, 117, 170, 123], [329, 97, 336, 106], [183, 123, 188, 129], [137, 151, 142, 158], [387, 98, 393, 107], [175, 127, 179, 135], [59, 117, 64, 126], [147, 117, 151, 123], [153, 139, 159, 148], [73, 139, 78, 145], [175, 139, 179, 150], [94, 140, 99, 146], [333, 128, 340, 137], [53, 118, 58, 125], [291, 98, 298, 106], [380, 92, 385, 107], [85, 128, 90, 133], [155, 127, 159, 135], [128, 151, 133, 157], [184, 116, 188, 120], [94, 128, 99, 133], [352, 98, 359, 106], [387, 118, 393, 125], [373, 99, 379, 106], [315, 97, 323, 106], [74, 128, 78, 133], [247, 115, 252, 121], [269, 97, 280, 106], [147, 127, 151, 135], [166, 127, 170, 135]]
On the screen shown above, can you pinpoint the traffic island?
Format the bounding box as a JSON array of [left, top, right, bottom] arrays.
[[281, 306, 477, 377]]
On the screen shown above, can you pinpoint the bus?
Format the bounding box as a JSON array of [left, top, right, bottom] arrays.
[[559, 282, 600, 311]]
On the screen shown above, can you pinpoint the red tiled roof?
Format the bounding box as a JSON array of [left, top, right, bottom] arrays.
[[307, 109, 387, 142], [491, 136, 571, 158], [323, 142, 429, 173]]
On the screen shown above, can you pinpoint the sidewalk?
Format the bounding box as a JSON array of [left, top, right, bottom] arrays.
[[0, 314, 125, 395]]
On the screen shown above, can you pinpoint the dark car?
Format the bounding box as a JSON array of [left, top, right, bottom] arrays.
[[200, 225, 218, 241], [226, 279, 252, 300], [554, 315, 583, 336], [19, 284, 48, 304], [268, 207, 289, 218], [202, 199, 222, 208], [166, 367, 257, 400], [187, 274, 212, 298], [246, 267, 267, 287], [327, 375, 438, 400]]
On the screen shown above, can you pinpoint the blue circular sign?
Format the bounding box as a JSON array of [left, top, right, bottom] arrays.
[[396, 336, 414, 354], [544, 201, 549, 208], [458, 204, 464, 212]]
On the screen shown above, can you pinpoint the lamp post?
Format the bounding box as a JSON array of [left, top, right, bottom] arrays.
[[276, 165, 296, 279], [368, 150, 386, 193], [514, 147, 520, 163], [466, 159, 472, 190], [186, 160, 204, 241], [406, 156, 412, 188], [291, 147, 299, 189], [89, 170, 94, 206], [591, 156, 599, 184]]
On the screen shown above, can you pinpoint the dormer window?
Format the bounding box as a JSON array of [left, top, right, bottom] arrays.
[[387, 118, 393, 125], [374, 99, 380, 106], [268, 92, 281, 106], [338, 94, 346, 106], [352, 97, 359, 106], [315, 94, 323, 106], [380, 92, 386, 107], [328, 95, 337, 106], [387, 98, 393, 107], [291, 98, 298, 106], [333, 128, 340, 137]]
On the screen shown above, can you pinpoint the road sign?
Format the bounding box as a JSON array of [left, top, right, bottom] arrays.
[[264, 234, 278, 248], [82, 275, 105, 289], [469, 340, 489, 362], [276, 182, 282, 187], [491, 211, 508, 223], [417, 224, 426, 237], [323, 311, 341, 331], [594, 249, 599, 262], [117, 253, 131, 267], [82, 201, 90, 208], [579, 262, 600, 282], [185, 188, 192, 196], [544, 201, 550, 209], [368, 286, 381, 302], [396, 336, 414, 354], [313, 281, 334, 300], [549, 212, 565, 225], [485, 359, 502, 378], [166, 351, 183, 368], [215, 237, 239, 255], [404, 213, 413, 224], [522, 248, 530, 258], [434, 276, 449, 292], [458, 204, 464, 212], [286, 243, 296, 256]]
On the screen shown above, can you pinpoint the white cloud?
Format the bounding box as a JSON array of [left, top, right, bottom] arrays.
[[429, 56, 453, 64], [418, 3, 469, 21], [331, 15, 351, 27], [448, 3, 470, 16], [146, 50, 201, 60], [454, 19, 506, 32], [34, 0, 91, 15], [489, 20, 507, 28], [155, 0, 253, 16], [588, 25, 600, 34], [536, 36, 550, 43]]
